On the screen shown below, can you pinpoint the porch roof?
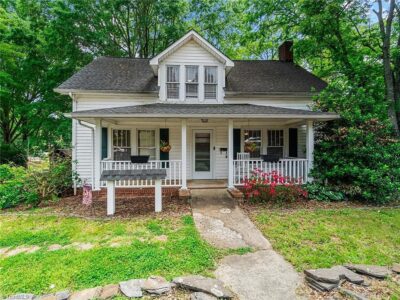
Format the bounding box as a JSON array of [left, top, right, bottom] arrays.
[[70, 103, 339, 121]]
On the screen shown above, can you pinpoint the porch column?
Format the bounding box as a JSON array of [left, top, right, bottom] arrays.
[[94, 118, 102, 190], [228, 119, 234, 188], [181, 119, 187, 189], [306, 120, 314, 181]]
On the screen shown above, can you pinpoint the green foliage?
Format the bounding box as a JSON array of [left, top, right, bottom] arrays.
[[0, 215, 219, 296], [0, 165, 38, 209], [0, 143, 27, 166], [0, 159, 78, 209], [304, 183, 345, 202]]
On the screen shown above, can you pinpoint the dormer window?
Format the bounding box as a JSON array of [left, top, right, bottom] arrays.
[[204, 66, 217, 99], [185, 66, 199, 98], [166, 65, 179, 99]]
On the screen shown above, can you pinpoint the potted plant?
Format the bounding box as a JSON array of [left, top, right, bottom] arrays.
[[160, 140, 171, 153], [244, 142, 257, 153]]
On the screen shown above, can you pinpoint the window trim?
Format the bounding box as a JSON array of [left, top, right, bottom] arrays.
[[204, 65, 218, 100], [166, 65, 180, 100], [112, 128, 132, 160], [185, 65, 199, 99]]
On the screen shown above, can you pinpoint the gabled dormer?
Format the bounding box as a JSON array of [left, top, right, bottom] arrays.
[[149, 30, 234, 103]]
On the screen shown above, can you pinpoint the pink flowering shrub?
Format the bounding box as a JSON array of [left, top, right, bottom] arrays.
[[243, 169, 308, 204]]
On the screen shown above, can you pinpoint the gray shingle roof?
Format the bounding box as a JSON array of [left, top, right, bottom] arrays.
[[71, 103, 339, 120], [225, 61, 327, 93], [56, 57, 326, 94], [57, 57, 158, 93]]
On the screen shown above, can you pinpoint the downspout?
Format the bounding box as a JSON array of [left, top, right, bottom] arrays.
[[70, 93, 77, 195], [78, 120, 95, 188]]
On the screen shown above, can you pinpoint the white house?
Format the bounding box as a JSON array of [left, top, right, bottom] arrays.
[[56, 30, 339, 196]]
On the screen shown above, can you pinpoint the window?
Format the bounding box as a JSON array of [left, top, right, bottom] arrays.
[[167, 65, 179, 99], [113, 129, 131, 160], [267, 130, 284, 158], [244, 129, 261, 158], [138, 130, 156, 160], [186, 66, 198, 98], [204, 66, 217, 99]]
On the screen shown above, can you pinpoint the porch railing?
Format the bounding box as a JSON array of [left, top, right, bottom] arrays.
[[100, 160, 182, 187], [233, 158, 309, 185]]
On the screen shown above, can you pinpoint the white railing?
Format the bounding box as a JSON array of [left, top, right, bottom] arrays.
[[100, 160, 182, 187], [233, 158, 309, 185]]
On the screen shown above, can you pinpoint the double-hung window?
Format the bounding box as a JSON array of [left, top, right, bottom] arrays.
[[113, 129, 131, 160], [204, 66, 217, 99], [185, 66, 198, 98], [137, 130, 156, 160], [267, 130, 284, 158], [166, 65, 179, 99]]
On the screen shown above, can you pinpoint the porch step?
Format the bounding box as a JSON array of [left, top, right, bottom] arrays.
[[187, 180, 227, 189]]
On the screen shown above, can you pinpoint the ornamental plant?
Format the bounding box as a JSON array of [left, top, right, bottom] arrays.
[[243, 169, 308, 205]]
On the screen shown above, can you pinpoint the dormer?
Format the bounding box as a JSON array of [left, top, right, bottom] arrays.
[[149, 30, 234, 103]]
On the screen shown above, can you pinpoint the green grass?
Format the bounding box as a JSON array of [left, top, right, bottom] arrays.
[[254, 208, 400, 271], [0, 214, 221, 297]]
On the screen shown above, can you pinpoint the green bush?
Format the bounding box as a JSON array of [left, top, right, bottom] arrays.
[[0, 144, 27, 166], [0, 158, 79, 209], [0, 165, 39, 209], [304, 183, 345, 202]]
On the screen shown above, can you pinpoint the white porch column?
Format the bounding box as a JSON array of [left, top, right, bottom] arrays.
[[155, 179, 162, 212], [306, 120, 314, 180], [94, 118, 102, 190], [181, 119, 188, 189], [106, 180, 115, 216], [228, 119, 234, 188]]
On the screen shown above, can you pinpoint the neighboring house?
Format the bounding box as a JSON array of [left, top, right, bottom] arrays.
[[55, 30, 339, 195]]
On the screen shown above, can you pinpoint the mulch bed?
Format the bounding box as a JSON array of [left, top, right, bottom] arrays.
[[3, 194, 192, 219]]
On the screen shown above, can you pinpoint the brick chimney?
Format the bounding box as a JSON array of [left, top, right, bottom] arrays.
[[278, 41, 293, 62]]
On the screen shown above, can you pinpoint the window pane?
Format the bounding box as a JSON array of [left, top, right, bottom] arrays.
[[205, 84, 217, 99], [113, 129, 131, 160], [186, 66, 198, 83], [205, 66, 217, 83], [138, 130, 155, 147], [167, 83, 179, 99], [244, 130, 261, 158], [186, 84, 198, 98], [167, 65, 179, 82]]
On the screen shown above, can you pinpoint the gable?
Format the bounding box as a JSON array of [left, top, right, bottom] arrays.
[[162, 40, 221, 65]]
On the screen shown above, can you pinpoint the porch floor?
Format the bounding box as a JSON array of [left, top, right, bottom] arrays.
[[187, 179, 227, 189]]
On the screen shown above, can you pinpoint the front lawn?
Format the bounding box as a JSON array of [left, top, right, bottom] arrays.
[[0, 214, 220, 297], [253, 208, 400, 271]]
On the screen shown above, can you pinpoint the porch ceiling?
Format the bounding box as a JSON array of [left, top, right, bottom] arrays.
[[69, 103, 340, 122]]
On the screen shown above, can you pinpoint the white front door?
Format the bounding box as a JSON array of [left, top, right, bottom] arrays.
[[193, 130, 213, 179]]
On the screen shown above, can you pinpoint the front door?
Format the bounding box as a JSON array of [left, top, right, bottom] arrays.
[[193, 130, 213, 179]]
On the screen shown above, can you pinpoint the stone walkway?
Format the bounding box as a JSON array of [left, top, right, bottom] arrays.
[[191, 189, 301, 300]]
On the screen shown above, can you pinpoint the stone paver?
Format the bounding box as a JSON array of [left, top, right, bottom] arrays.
[[99, 284, 119, 299], [48, 244, 63, 251], [69, 287, 101, 300], [173, 275, 233, 298], [6, 294, 35, 300], [191, 189, 301, 300], [119, 279, 144, 298], [305, 266, 364, 284], [393, 263, 400, 273], [345, 264, 391, 279], [190, 292, 217, 300], [5, 246, 40, 257], [141, 276, 171, 295]]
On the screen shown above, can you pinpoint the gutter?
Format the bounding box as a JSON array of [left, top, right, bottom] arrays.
[[78, 120, 95, 188]]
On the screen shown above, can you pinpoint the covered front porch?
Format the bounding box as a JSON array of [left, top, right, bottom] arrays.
[[71, 103, 339, 192]]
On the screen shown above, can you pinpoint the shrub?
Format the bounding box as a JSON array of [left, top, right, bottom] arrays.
[[0, 144, 27, 166], [304, 183, 345, 202], [0, 158, 79, 209], [243, 169, 308, 205], [0, 165, 39, 209]]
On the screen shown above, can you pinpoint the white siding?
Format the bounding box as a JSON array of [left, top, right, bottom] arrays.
[[224, 96, 313, 110]]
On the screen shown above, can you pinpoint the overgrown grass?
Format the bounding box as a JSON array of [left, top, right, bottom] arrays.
[[0, 214, 221, 296], [254, 208, 400, 271]]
